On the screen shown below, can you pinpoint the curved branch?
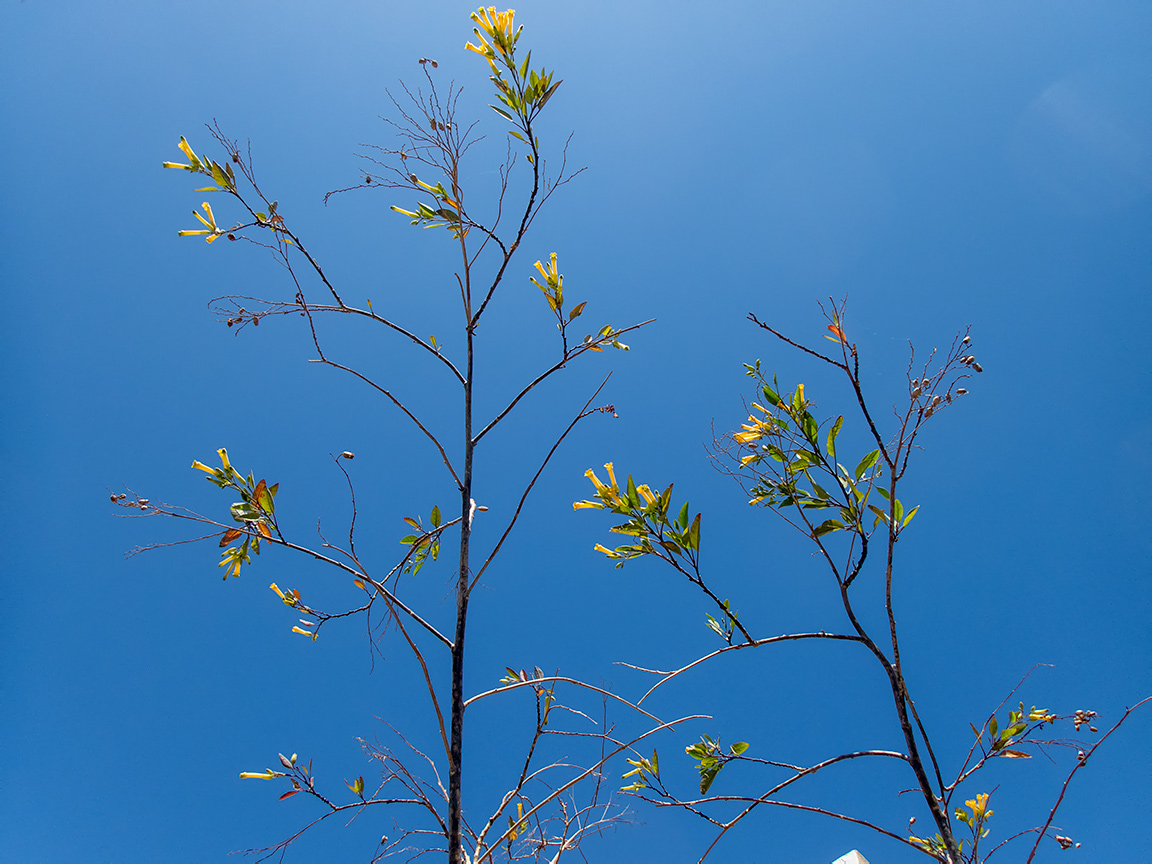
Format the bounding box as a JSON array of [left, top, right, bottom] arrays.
[[272, 536, 451, 649], [621, 631, 866, 704], [464, 675, 675, 728], [1024, 696, 1152, 863], [472, 319, 654, 446], [687, 750, 912, 861], [308, 356, 463, 490], [302, 302, 466, 385], [469, 376, 613, 592]]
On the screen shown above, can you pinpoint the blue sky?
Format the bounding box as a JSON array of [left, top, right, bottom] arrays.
[[2, 1, 1150, 862]]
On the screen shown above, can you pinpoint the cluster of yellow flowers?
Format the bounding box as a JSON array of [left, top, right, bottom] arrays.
[[465, 7, 520, 75]]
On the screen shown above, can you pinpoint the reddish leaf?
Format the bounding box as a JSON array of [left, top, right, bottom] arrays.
[[279, 789, 300, 801], [219, 528, 243, 547], [826, 324, 847, 344]]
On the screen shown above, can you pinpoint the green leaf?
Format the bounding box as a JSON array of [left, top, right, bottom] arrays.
[[826, 415, 843, 459], [802, 412, 819, 445], [695, 769, 714, 797], [537, 80, 562, 110], [761, 384, 781, 407], [729, 741, 750, 756], [489, 104, 514, 121], [902, 505, 920, 527], [854, 449, 880, 480], [812, 519, 844, 538], [678, 501, 690, 530], [430, 505, 441, 528], [625, 475, 640, 507], [688, 513, 701, 551]]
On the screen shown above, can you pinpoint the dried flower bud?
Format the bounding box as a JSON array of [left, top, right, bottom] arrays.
[[956, 388, 968, 395], [923, 406, 934, 418], [252, 316, 259, 326], [972, 362, 983, 373], [961, 335, 971, 344], [931, 394, 942, 406], [340, 451, 355, 459]]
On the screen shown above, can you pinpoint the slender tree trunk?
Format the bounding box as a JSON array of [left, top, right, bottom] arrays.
[[448, 333, 474, 864]]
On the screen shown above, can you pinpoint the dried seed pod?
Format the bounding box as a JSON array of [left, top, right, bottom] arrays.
[[972, 362, 983, 373], [956, 388, 968, 395], [340, 451, 355, 459], [961, 335, 971, 344]]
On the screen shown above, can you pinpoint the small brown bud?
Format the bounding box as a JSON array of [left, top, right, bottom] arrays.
[[340, 451, 355, 460], [1089, 726, 1097, 733], [961, 335, 971, 344], [252, 316, 259, 326], [110, 494, 118, 502], [956, 388, 968, 395], [972, 362, 983, 373], [227, 233, 236, 241]]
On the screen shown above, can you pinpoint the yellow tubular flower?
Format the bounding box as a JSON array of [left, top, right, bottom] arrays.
[[572, 500, 603, 510], [217, 448, 231, 470], [603, 462, 618, 489], [465, 30, 494, 57], [191, 460, 214, 473], [177, 136, 199, 164], [239, 770, 276, 780], [584, 467, 608, 494], [637, 485, 656, 505]]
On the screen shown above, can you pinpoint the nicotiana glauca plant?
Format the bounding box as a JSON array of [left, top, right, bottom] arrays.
[[117, 9, 694, 863], [576, 301, 1149, 863]]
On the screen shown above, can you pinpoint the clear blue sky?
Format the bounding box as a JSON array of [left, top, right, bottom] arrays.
[[2, 1, 1150, 862]]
